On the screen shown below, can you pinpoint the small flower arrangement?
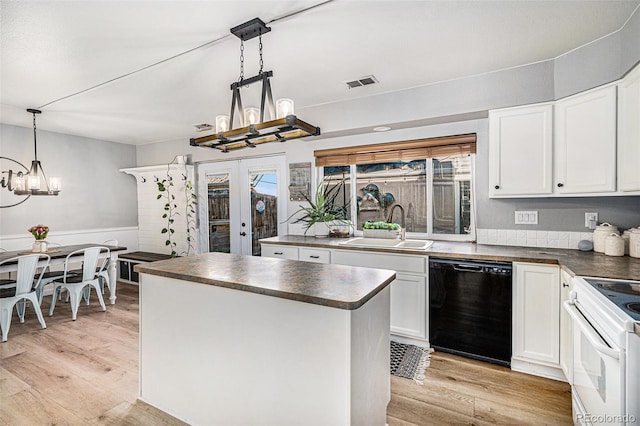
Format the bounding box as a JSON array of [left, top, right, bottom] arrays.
[[28, 224, 49, 240]]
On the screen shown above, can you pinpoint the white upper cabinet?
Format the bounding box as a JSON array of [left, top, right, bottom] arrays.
[[489, 104, 553, 197], [554, 85, 617, 194], [618, 64, 640, 192]]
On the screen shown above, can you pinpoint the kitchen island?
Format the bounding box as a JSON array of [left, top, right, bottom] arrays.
[[135, 252, 396, 426]]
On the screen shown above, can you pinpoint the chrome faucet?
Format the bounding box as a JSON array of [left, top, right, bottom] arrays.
[[386, 204, 406, 240]]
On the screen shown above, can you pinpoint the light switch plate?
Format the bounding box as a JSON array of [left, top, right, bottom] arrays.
[[585, 212, 598, 229], [515, 210, 538, 225]]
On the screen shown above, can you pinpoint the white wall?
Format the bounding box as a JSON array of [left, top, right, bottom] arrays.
[[0, 123, 138, 249]]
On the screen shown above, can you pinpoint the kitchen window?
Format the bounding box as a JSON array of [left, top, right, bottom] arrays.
[[316, 134, 476, 241]]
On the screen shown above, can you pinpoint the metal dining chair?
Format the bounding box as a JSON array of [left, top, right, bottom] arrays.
[[97, 240, 117, 294], [49, 247, 108, 320], [35, 242, 78, 304], [0, 248, 16, 287], [66, 240, 118, 302], [0, 253, 50, 342]]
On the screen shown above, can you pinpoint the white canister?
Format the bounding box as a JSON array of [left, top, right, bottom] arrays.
[[630, 228, 640, 258], [604, 233, 624, 257], [593, 223, 619, 253]]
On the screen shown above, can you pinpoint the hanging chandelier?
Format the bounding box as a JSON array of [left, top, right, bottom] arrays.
[[14, 109, 61, 196], [190, 18, 320, 152]]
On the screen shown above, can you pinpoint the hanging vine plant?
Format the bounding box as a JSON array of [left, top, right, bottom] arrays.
[[156, 173, 178, 257], [154, 156, 197, 257], [183, 175, 197, 256]]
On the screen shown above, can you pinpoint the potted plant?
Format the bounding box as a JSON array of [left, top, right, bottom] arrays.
[[287, 180, 349, 237]]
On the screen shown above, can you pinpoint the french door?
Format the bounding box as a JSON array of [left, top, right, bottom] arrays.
[[197, 156, 287, 256]]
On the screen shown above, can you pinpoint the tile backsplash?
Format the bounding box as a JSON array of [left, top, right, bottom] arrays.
[[477, 229, 593, 250]]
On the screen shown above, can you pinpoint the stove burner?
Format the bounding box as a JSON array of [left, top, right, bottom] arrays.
[[596, 282, 640, 296], [627, 303, 640, 314]]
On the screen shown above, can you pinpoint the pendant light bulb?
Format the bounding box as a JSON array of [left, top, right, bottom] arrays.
[[244, 107, 259, 125], [276, 98, 294, 119]]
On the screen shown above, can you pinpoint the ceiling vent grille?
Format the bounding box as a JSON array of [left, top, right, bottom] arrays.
[[345, 75, 378, 89], [194, 123, 214, 132]]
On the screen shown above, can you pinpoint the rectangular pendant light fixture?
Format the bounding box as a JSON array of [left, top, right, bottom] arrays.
[[190, 18, 320, 152]]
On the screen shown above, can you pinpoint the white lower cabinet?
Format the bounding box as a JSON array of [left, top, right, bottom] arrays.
[[512, 262, 563, 380], [390, 273, 427, 340], [327, 249, 428, 342], [559, 269, 574, 384], [263, 244, 429, 342]]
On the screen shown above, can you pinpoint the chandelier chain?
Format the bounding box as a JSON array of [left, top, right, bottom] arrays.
[[32, 111, 38, 161], [238, 39, 245, 82], [258, 33, 264, 74]]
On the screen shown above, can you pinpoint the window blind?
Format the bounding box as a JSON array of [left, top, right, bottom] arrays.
[[314, 133, 476, 167]]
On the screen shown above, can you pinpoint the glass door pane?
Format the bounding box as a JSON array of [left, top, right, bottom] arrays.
[[247, 172, 278, 256], [198, 161, 240, 255], [206, 173, 231, 253]]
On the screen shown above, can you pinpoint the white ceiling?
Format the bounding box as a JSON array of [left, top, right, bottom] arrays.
[[1, 0, 638, 146]]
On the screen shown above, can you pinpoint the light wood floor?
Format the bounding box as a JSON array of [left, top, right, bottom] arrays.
[[0, 283, 572, 425]]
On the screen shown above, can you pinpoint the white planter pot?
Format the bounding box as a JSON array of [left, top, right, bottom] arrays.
[[313, 222, 330, 238], [363, 229, 401, 239]]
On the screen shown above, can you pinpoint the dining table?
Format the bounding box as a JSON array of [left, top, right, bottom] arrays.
[[0, 243, 127, 304]]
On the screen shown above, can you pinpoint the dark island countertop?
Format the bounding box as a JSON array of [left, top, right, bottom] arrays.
[[134, 252, 396, 310], [259, 236, 640, 281]]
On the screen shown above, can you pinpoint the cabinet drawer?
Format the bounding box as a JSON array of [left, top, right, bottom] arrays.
[[332, 249, 426, 274], [299, 248, 331, 264], [261, 245, 299, 260]]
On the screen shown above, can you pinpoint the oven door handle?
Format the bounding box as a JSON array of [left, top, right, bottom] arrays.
[[563, 301, 620, 360]]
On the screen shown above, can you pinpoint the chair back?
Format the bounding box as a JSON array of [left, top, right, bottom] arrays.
[[103, 239, 118, 247], [64, 247, 110, 282], [0, 254, 50, 296]]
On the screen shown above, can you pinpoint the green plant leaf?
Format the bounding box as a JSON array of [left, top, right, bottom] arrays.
[[162, 213, 167, 218], [161, 228, 168, 233], [165, 240, 171, 245]]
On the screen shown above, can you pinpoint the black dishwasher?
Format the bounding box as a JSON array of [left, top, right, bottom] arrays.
[[429, 257, 512, 366]]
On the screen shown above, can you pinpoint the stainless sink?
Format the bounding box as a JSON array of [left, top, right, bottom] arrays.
[[338, 237, 433, 251]]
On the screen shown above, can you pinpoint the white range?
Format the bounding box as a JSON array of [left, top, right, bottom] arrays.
[[565, 276, 640, 425]]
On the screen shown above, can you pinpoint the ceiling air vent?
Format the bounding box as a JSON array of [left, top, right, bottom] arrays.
[[345, 75, 378, 89], [194, 123, 214, 132]]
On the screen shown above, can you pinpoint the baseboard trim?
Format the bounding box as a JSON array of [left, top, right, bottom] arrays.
[[511, 358, 567, 382]]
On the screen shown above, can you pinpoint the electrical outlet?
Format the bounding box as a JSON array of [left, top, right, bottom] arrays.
[[515, 211, 538, 225], [585, 212, 598, 229]]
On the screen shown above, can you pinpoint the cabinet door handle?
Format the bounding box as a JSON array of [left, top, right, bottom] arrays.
[[494, 185, 500, 190], [274, 252, 283, 255], [557, 183, 564, 188], [309, 255, 320, 259], [240, 232, 247, 236], [562, 282, 569, 288]]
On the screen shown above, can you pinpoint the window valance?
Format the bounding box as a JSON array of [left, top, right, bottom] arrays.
[[314, 133, 476, 167]]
